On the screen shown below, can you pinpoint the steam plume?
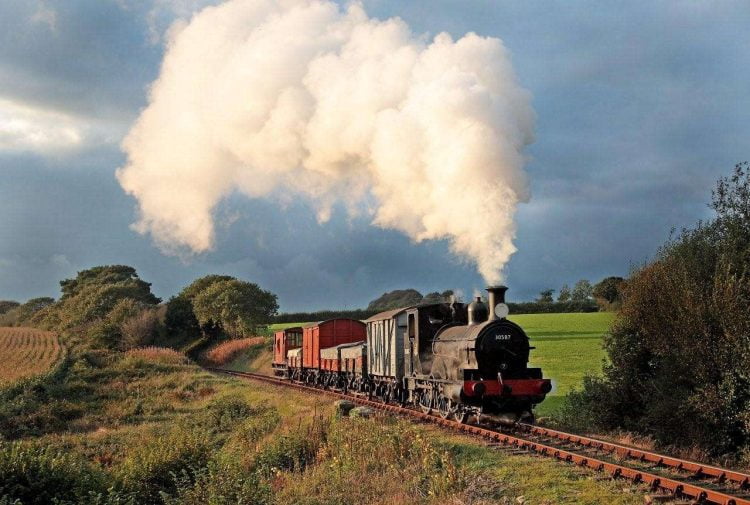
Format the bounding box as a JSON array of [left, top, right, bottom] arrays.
[[117, 0, 534, 283]]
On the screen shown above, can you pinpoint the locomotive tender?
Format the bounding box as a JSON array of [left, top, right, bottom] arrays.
[[272, 285, 551, 424]]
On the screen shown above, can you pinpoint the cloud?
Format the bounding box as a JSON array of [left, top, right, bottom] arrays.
[[118, 0, 535, 283], [0, 99, 84, 152]]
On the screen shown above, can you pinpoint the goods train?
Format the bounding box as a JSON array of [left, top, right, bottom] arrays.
[[272, 286, 552, 424]]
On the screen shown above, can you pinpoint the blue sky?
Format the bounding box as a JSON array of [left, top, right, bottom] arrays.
[[1, 1, 748, 310]]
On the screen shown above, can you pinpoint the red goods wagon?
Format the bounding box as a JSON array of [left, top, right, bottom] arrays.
[[302, 319, 366, 369], [273, 326, 303, 366]]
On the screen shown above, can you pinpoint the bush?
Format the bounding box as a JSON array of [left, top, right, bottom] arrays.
[[565, 163, 750, 456], [0, 442, 106, 504], [117, 427, 212, 504]]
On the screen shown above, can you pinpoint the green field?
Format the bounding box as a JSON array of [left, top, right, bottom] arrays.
[[271, 312, 613, 417], [510, 312, 613, 416]]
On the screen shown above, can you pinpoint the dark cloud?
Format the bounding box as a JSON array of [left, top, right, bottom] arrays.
[[1, 0, 749, 307]]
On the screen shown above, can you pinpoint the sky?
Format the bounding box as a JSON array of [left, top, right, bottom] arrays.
[[1, 1, 748, 311]]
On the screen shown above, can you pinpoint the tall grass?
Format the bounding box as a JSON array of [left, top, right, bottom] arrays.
[[201, 337, 266, 366]]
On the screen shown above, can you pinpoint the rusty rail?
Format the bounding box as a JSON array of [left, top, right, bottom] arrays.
[[208, 368, 750, 505]]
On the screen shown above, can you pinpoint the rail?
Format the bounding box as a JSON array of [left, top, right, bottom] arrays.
[[208, 368, 750, 505]]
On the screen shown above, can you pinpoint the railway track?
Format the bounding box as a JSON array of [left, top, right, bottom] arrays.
[[209, 368, 750, 505]]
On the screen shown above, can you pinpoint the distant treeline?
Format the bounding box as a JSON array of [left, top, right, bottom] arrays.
[[273, 300, 598, 323], [274, 309, 378, 324]]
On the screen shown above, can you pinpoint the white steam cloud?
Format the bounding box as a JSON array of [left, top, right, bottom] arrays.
[[118, 0, 534, 283]]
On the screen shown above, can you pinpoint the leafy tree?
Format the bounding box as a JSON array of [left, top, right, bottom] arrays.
[[557, 284, 571, 302], [165, 295, 201, 341], [59, 265, 155, 301], [0, 297, 54, 326], [165, 275, 236, 341], [180, 275, 235, 301], [536, 289, 554, 303], [565, 162, 750, 455], [0, 300, 19, 315], [192, 279, 278, 338], [422, 290, 454, 304], [367, 289, 423, 311], [570, 279, 593, 301], [593, 276, 625, 309]]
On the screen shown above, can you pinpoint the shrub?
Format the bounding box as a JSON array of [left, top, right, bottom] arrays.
[[120, 308, 162, 350], [565, 163, 750, 456], [117, 427, 212, 504], [0, 442, 106, 504]]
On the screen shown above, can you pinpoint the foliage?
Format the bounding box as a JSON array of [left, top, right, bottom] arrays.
[[422, 289, 455, 304], [593, 276, 625, 310], [0, 442, 108, 505], [0, 301, 19, 315], [164, 296, 201, 344], [274, 308, 376, 323], [536, 289, 555, 303], [0, 298, 54, 327], [571, 279, 593, 301], [566, 162, 750, 456], [192, 279, 278, 338], [557, 284, 571, 302], [367, 288, 424, 311]]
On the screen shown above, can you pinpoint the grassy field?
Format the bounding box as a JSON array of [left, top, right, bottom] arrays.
[[0, 326, 63, 385], [510, 312, 613, 416], [0, 338, 641, 504], [271, 313, 613, 417]]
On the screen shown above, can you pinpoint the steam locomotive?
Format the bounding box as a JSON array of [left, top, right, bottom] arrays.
[[272, 286, 551, 424]]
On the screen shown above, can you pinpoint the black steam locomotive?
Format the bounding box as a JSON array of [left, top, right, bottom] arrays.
[[273, 285, 551, 424]]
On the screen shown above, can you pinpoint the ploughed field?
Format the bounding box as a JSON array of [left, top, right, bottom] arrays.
[[0, 326, 63, 384]]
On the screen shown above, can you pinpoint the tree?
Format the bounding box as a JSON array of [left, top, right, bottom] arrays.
[[565, 162, 750, 455], [557, 284, 571, 302], [165, 295, 201, 340], [536, 289, 554, 303], [593, 276, 625, 309], [179, 275, 235, 301], [165, 275, 237, 340], [367, 289, 423, 311], [192, 279, 278, 338], [59, 265, 156, 302], [0, 300, 20, 315], [571, 279, 593, 301], [422, 290, 454, 304]]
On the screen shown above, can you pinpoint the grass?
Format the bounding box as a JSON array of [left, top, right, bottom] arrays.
[[0, 327, 63, 385], [269, 322, 309, 331], [510, 312, 613, 417]]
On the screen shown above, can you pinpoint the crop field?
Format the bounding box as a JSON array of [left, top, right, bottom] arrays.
[[0, 326, 63, 385]]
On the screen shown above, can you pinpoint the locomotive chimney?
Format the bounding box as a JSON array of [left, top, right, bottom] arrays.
[[486, 285, 509, 320]]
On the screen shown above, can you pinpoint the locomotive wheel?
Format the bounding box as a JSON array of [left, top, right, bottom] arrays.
[[418, 390, 433, 414], [453, 409, 470, 424], [437, 395, 452, 419]]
